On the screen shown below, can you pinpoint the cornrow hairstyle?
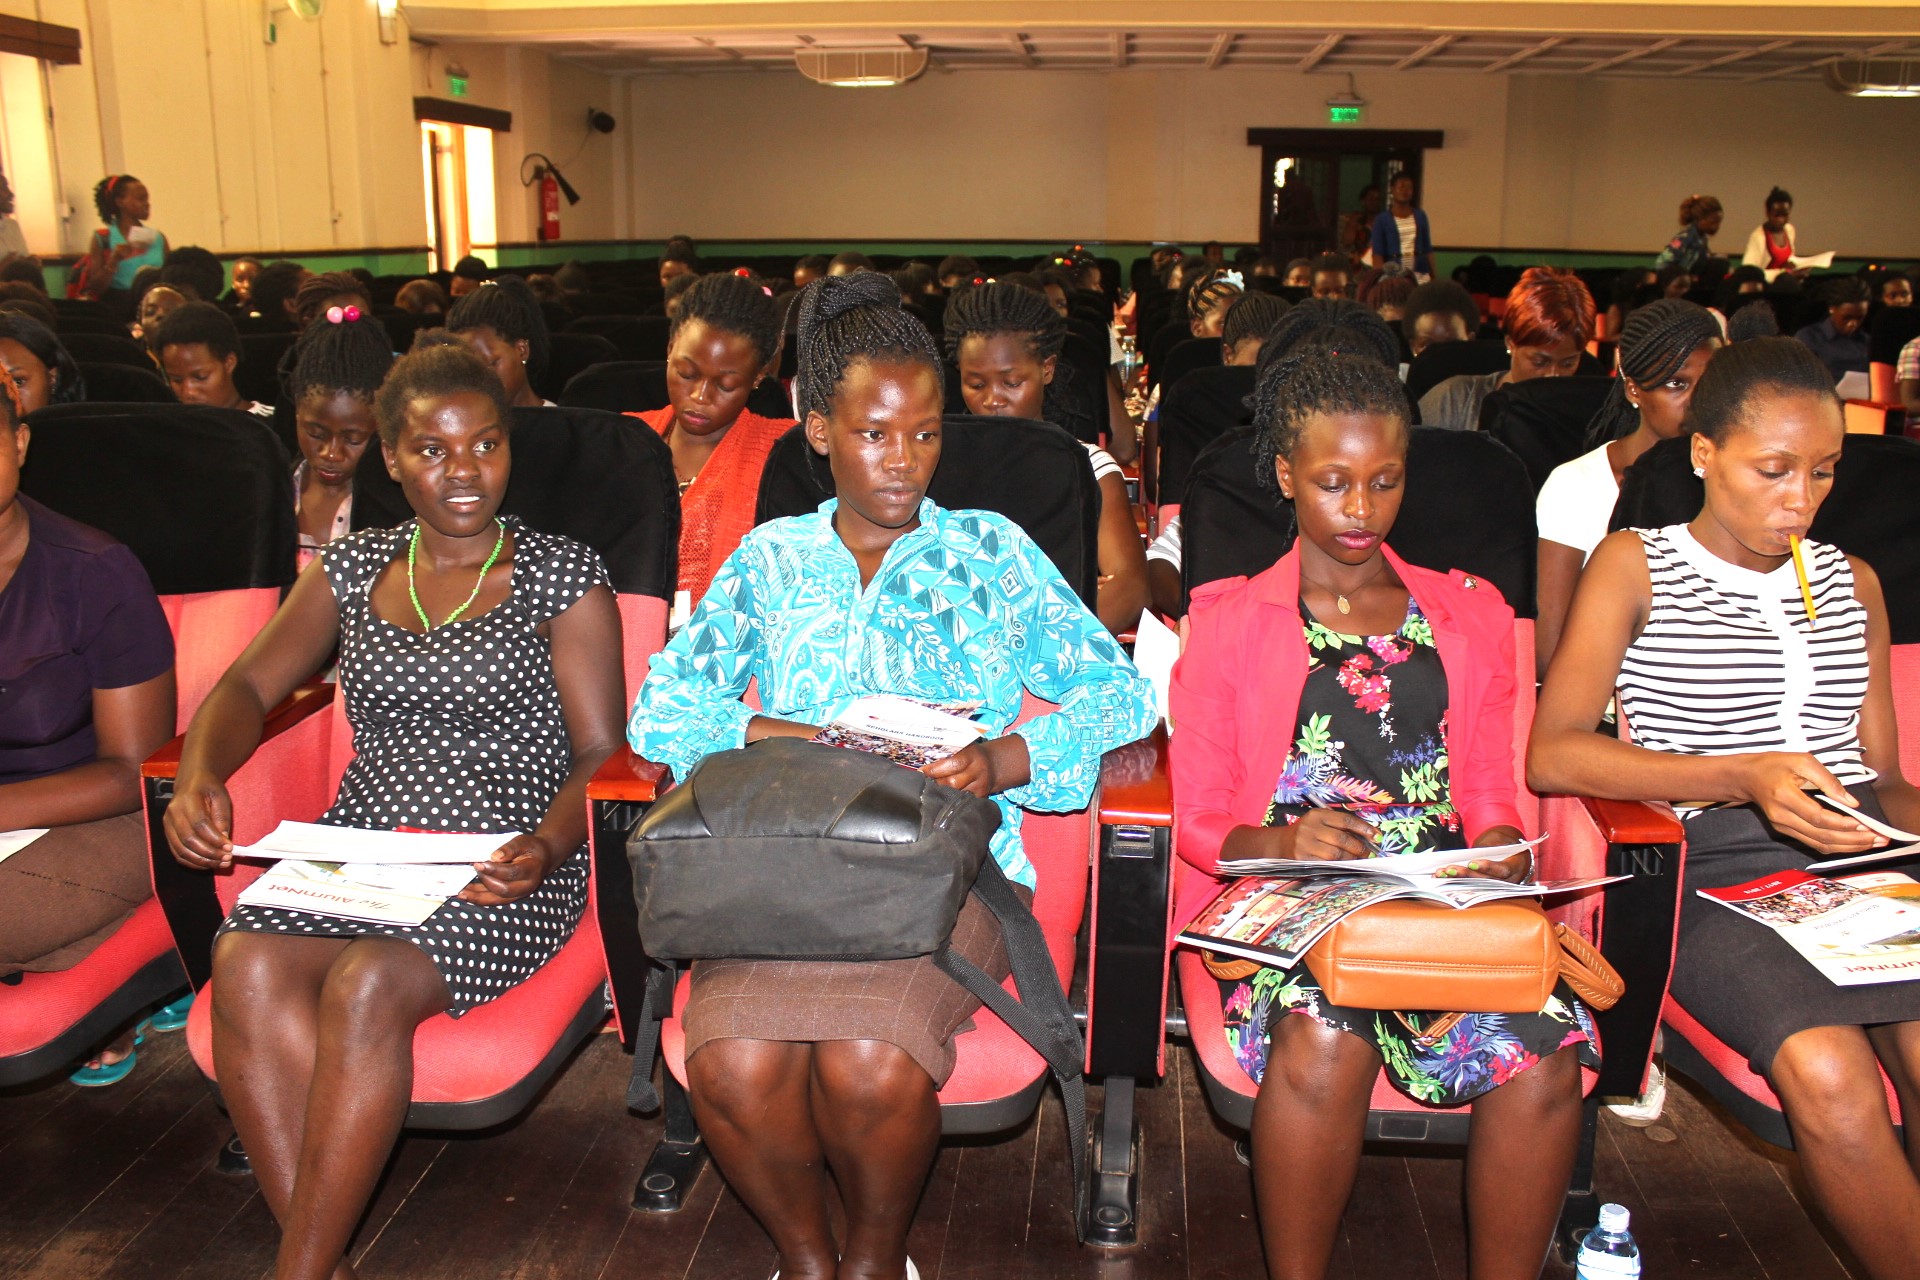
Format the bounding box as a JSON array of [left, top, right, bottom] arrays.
[[250, 261, 306, 323], [293, 271, 373, 329], [1251, 352, 1410, 492], [373, 342, 511, 447], [794, 271, 942, 421], [147, 301, 241, 362], [1581, 299, 1721, 447], [1363, 273, 1416, 314], [1220, 291, 1291, 352], [0, 312, 85, 405], [286, 311, 396, 410], [1679, 194, 1723, 227], [942, 279, 1090, 437], [92, 174, 139, 223], [1255, 299, 1402, 390], [446, 274, 550, 384], [1726, 301, 1780, 342], [1685, 335, 1835, 444], [674, 271, 784, 368], [1186, 266, 1245, 323], [1765, 186, 1793, 208]]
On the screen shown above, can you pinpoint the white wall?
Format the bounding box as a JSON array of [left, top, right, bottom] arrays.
[[621, 64, 1920, 259]]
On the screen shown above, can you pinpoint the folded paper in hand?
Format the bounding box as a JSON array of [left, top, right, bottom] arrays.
[[231, 820, 521, 864], [237, 859, 477, 927]]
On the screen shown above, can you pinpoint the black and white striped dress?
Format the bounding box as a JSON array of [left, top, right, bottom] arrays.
[[1620, 524, 1919, 1074]]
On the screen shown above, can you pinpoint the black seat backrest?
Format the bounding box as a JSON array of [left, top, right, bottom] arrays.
[[378, 309, 420, 354], [53, 314, 128, 337], [1181, 425, 1537, 618], [567, 314, 671, 362], [19, 402, 295, 593], [1157, 364, 1256, 507], [1870, 306, 1920, 368], [1158, 336, 1222, 395], [1611, 432, 1920, 644], [1479, 376, 1615, 493], [78, 361, 172, 403], [62, 331, 150, 368], [559, 360, 792, 420], [537, 332, 621, 404], [52, 297, 110, 321], [1404, 338, 1510, 406], [349, 404, 679, 598], [237, 332, 297, 406], [752, 414, 1100, 607]]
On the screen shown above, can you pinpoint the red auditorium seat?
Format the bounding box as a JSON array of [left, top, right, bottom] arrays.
[[146, 405, 680, 1128], [1, 403, 296, 1087]]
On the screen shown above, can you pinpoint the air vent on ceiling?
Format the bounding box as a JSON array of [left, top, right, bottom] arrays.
[[795, 46, 930, 88], [1825, 57, 1920, 97]]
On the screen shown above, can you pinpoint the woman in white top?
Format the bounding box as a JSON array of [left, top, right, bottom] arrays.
[[1532, 338, 1920, 1278], [1741, 187, 1803, 284], [1534, 299, 1720, 675], [946, 281, 1148, 635]]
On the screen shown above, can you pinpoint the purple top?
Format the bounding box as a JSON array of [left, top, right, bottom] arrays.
[[0, 495, 174, 785]]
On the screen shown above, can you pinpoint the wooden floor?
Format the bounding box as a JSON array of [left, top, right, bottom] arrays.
[[0, 1026, 1865, 1280]]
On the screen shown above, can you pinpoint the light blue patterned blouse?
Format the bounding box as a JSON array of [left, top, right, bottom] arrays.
[[627, 499, 1158, 889]]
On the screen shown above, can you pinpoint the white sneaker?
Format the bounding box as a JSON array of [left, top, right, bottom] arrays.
[[1604, 1057, 1668, 1127]]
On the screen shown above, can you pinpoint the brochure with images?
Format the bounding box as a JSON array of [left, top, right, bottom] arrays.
[[810, 694, 988, 769], [1700, 867, 1920, 986], [1180, 843, 1623, 971], [237, 859, 478, 928]]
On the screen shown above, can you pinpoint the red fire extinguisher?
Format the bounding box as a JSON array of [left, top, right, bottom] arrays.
[[539, 171, 561, 242]]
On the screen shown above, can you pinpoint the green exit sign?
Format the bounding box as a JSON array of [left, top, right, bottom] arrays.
[[1328, 103, 1362, 124], [448, 74, 469, 97]]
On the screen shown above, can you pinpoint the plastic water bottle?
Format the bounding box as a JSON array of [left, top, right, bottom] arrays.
[[1576, 1203, 1642, 1278]]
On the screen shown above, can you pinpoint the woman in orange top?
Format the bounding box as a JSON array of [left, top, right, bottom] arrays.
[[628, 273, 792, 606]]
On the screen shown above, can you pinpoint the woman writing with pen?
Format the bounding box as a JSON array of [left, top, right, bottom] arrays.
[[1530, 337, 1920, 1280]]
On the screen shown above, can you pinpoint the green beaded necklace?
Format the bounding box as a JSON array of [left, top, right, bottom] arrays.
[[408, 518, 506, 632]]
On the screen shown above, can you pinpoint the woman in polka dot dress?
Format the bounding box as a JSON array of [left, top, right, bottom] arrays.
[[163, 344, 625, 1280]]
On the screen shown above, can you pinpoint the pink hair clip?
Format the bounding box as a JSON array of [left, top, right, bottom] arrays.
[[326, 304, 362, 324]]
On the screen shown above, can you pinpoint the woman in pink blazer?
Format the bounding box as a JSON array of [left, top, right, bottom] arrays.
[[1169, 350, 1589, 1280]]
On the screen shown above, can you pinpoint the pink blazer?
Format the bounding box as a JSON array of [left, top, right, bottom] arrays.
[[1168, 545, 1526, 936]]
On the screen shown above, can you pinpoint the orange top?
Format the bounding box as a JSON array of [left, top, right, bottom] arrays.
[[630, 405, 794, 604]]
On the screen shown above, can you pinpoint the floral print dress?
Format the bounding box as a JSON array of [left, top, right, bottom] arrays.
[[1216, 597, 1595, 1106]]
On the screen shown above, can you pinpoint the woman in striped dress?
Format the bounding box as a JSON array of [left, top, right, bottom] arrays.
[[1531, 337, 1920, 1279]]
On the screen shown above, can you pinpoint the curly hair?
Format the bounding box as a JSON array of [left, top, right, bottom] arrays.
[[373, 343, 511, 446], [91, 174, 140, 223], [794, 271, 941, 421], [1678, 194, 1723, 227], [1251, 352, 1410, 491]]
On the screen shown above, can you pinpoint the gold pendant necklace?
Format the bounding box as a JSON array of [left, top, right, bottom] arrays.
[[1337, 593, 1353, 615], [1306, 558, 1390, 618]]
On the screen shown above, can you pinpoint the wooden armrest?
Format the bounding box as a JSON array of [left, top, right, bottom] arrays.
[[1581, 796, 1683, 844], [1099, 724, 1170, 827], [588, 747, 668, 803], [140, 683, 336, 779]]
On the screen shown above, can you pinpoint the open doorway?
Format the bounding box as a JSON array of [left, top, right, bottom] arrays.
[[1246, 128, 1444, 264], [420, 119, 497, 272]]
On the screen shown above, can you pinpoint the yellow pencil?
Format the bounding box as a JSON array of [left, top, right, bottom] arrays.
[[1790, 535, 1817, 623]]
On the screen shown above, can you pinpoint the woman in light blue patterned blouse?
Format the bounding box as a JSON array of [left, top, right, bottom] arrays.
[[628, 273, 1154, 1280]]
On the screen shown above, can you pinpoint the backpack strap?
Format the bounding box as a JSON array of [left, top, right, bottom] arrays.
[[934, 856, 1090, 1243]]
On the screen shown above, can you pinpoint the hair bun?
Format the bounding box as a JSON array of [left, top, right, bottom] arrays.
[[795, 269, 898, 350]]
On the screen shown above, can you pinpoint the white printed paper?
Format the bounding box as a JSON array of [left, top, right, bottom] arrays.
[[0, 828, 48, 865], [231, 820, 521, 865], [238, 859, 477, 927]]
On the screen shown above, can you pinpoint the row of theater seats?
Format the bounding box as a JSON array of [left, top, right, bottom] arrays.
[[3, 390, 1913, 1255]]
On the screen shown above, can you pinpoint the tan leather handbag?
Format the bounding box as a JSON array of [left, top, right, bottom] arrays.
[[1203, 899, 1624, 1017]]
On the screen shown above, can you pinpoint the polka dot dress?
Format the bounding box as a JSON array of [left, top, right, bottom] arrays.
[[220, 517, 610, 1017]]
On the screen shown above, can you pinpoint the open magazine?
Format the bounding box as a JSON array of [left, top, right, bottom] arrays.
[[1181, 838, 1623, 970], [1700, 868, 1920, 986], [810, 694, 988, 769]]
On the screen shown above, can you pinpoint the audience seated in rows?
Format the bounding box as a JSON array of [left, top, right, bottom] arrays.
[[1420, 267, 1595, 431]]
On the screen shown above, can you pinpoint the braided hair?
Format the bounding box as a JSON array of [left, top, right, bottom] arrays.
[[1251, 352, 1410, 492], [293, 271, 373, 329], [943, 279, 1092, 438], [674, 273, 783, 367], [1582, 299, 1721, 447], [92, 174, 139, 223], [794, 271, 942, 421], [1185, 267, 1245, 324], [446, 275, 550, 384], [286, 311, 396, 411], [1254, 298, 1401, 387], [1220, 291, 1290, 354]]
